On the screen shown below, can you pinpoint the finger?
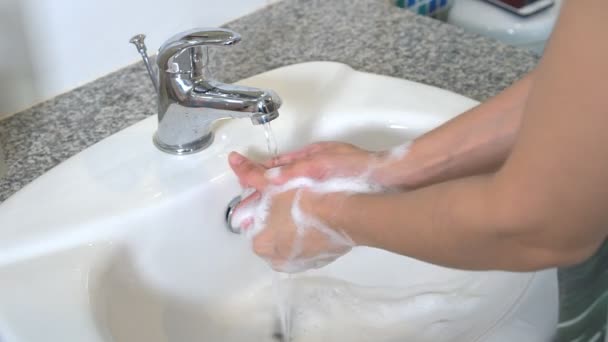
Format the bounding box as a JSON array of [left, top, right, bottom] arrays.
[[238, 190, 261, 208], [262, 143, 328, 168], [265, 159, 326, 184], [270, 259, 293, 273], [262, 150, 307, 168], [239, 216, 255, 231], [252, 231, 276, 259], [228, 152, 268, 191], [262, 155, 289, 168], [230, 197, 258, 231], [229, 188, 262, 232]]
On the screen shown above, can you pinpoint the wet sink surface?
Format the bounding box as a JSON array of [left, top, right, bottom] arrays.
[[0, 62, 558, 342]]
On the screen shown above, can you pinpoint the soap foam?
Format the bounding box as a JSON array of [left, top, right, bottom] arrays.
[[231, 176, 385, 272], [285, 276, 482, 342], [231, 143, 411, 272], [231, 176, 385, 239], [387, 141, 411, 161], [367, 141, 411, 174], [264, 167, 282, 180]]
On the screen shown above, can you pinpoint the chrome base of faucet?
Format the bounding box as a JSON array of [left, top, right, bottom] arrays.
[[152, 131, 214, 155]]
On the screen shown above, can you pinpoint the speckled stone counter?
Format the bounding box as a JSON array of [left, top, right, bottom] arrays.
[[0, 0, 538, 203]]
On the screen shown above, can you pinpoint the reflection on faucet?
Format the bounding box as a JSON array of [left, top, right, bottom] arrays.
[[130, 28, 281, 155]]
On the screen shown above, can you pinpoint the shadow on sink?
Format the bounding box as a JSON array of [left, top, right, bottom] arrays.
[[89, 247, 279, 342], [88, 238, 547, 342]]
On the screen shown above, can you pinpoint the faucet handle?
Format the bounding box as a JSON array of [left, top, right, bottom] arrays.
[[129, 34, 159, 92], [175, 28, 241, 46], [157, 28, 241, 75]]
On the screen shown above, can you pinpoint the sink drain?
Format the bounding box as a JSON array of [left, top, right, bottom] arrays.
[[225, 195, 242, 234], [272, 331, 285, 341]]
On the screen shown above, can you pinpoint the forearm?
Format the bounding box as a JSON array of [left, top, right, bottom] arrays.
[[312, 176, 514, 271], [312, 174, 568, 272], [318, 0, 608, 272], [375, 72, 534, 189]]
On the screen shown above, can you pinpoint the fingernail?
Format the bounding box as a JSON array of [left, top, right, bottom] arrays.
[[264, 167, 281, 179], [230, 152, 245, 165]]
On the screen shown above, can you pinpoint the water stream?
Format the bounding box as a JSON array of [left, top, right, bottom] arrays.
[[261, 122, 293, 342], [262, 122, 279, 157]]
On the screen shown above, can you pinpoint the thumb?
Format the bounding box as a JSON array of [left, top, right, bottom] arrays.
[[228, 152, 268, 191]]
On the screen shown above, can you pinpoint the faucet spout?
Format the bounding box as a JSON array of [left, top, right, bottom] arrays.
[[154, 73, 281, 155], [191, 81, 281, 124]]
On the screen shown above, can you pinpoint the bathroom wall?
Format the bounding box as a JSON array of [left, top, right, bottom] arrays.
[[0, 0, 270, 118]]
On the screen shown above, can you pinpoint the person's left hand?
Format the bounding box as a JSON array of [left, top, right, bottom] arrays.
[[228, 152, 353, 273]]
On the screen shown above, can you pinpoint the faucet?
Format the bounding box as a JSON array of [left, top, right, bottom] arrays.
[[130, 28, 281, 154]]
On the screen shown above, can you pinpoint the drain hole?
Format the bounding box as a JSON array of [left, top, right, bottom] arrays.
[[225, 195, 242, 234], [272, 331, 284, 341]]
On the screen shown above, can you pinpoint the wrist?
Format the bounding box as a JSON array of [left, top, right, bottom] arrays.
[[301, 189, 370, 247], [300, 190, 355, 244], [369, 142, 448, 189]]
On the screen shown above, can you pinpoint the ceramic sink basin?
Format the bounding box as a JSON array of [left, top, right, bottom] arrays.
[[0, 62, 558, 342]]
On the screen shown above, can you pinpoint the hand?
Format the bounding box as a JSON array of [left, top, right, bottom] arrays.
[[262, 142, 377, 185], [249, 188, 352, 273], [229, 152, 353, 273]]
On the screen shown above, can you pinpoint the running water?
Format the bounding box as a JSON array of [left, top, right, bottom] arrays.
[[273, 272, 293, 341], [261, 122, 293, 342], [263, 122, 279, 157]]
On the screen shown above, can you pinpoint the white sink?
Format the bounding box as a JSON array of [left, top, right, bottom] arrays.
[[0, 62, 558, 342]]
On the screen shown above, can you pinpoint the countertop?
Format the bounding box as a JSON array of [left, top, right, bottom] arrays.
[[0, 0, 537, 203]]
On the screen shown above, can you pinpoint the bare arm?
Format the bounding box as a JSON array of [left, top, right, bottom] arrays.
[[378, 72, 533, 188], [308, 0, 608, 271], [266, 72, 534, 189]]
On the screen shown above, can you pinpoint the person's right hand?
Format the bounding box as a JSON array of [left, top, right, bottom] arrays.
[[263, 141, 380, 185], [229, 151, 356, 273]]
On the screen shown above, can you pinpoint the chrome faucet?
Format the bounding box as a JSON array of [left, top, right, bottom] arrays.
[[130, 28, 281, 154]]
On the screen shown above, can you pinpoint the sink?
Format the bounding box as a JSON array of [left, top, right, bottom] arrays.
[[0, 62, 558, 342]]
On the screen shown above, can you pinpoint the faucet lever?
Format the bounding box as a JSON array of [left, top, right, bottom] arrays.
[[129, 34, 159, 92], [157, 28, 241, 75]]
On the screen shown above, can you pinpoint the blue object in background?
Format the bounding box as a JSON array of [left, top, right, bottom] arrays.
[[429, 0, 437, 13], [396, 0, 453, 18]]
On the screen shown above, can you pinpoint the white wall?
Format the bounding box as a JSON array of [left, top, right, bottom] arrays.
[[0, 0, 37, 118], [0, 0, 269, 117]]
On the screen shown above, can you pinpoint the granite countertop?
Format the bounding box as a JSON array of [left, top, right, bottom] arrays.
[[0, 0, 537, 203]]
